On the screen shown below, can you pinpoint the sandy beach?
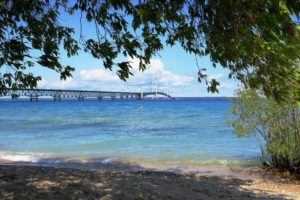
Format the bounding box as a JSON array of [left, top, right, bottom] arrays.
[[0, 164, 299, 200]]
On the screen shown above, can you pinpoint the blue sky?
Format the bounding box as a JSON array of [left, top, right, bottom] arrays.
[[34, 8, 238, 97]]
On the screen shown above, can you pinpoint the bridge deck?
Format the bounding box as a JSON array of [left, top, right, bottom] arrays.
[[1, 88, 171, 101]]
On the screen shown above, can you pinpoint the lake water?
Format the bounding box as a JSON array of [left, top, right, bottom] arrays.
[[0, 98, 262, 172]]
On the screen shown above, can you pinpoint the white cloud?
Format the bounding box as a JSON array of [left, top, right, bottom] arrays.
[[47, 77, 77, 89], [205, 72, 237, 90], [207, 73, 224, 81], [127, 57, 193, 87], [37, 79, 48, 88], [219, 82, 235, 89], [79, 69, 119, 82], [38, 57, 194, 92]]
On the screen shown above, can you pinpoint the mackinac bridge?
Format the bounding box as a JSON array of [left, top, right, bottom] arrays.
[[0, 88, 172, 101]]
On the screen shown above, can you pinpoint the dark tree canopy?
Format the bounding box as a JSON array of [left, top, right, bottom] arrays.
[[1, 0, 300, 100]]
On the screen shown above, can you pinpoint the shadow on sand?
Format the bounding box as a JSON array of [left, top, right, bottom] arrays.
[[0, 159, 291, 200]]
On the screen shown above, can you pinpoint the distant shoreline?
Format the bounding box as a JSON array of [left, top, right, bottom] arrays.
[[0, 96, 236, 101]]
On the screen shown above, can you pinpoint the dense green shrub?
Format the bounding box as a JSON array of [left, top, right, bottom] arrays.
[[228, 89, 300, 174]]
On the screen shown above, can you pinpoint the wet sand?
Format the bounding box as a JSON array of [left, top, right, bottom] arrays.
[[0, 164, 299, 200]]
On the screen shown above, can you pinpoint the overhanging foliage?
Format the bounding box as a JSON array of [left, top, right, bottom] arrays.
[[0, 0, 299, 100]]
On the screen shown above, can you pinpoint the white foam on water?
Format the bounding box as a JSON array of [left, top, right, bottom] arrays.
[[0, 151, 51, 163], [102, 157, 117, 164]]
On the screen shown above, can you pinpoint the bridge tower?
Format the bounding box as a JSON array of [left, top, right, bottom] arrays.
[[140, 91, 143, 100], [164, 88, 169, 100], [152, 76, 158, 99]]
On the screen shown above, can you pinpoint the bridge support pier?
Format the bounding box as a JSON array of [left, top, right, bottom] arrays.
[[78, 96, 84, 101], [97, 96, 103, 101], [54, 95, 61, 101], [30, 94, 38, 102], [111, 95, 116, 100]]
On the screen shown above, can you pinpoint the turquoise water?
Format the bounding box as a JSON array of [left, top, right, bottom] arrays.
[[0, 98, 261, 169]]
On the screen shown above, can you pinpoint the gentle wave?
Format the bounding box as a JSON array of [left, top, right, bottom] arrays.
[[0, 151, 119, 164], [0, 150, 260, 168], [0, 151, 52, 162], [0, 99, 263, 171]]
